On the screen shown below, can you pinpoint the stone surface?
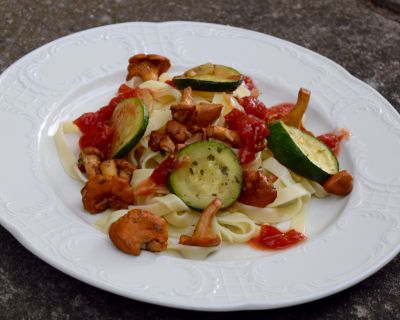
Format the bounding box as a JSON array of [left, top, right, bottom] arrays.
[[0, 0, 399, 319]]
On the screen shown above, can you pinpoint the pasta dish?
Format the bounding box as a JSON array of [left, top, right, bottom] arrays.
[[55, 53, 353, 259]]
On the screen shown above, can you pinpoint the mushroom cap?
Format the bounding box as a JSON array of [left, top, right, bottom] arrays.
[[126, 53, 171, 81]]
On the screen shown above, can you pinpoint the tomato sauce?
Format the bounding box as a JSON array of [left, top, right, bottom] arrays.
[[317, 129, 350, 156], [242, 75, 257, 92], [165, 79, 176, 88], [224, 109, 270, 164], [248, 225, 306, 250], [265, 103, 293, 123], [73, 85, 138, 157], [150, 155, 177, 185], [237, 96, 268, 120]]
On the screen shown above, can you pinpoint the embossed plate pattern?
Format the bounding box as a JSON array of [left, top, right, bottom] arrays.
[[0, 22, 399, 311]]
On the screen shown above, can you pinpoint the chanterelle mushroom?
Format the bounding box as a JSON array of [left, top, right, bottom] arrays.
[[179, 198, 222, 247], [77, 147, 105, 178], [109, 209, 168, 256], [281, 88, 310, 128], [323, 170, 353, 196], [126, 53, 171, 81], [170, 87, 222, 129], [80, 155, 136, 214], [238, 169, 277, 208], [205, 125, 240, 147], [81, 175, 135, 213]]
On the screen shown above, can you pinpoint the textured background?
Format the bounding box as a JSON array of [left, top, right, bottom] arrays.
[[0, 0, 399, 319]]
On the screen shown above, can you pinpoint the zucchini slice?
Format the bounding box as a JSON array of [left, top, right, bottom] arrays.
[[267, 121, 339, 182], [172, 63, 243, 92], [168, 140, 243, 210], [111, 97, 149, 158]]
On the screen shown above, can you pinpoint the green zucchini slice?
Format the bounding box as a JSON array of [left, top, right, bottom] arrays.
[[172, 63, 243, 92], [168, 140, 243, 210], [267, 121, 339, 182], [111, 97, 149, 158]]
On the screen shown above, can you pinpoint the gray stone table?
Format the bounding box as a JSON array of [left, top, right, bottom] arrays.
[[0, 0, 399, 319]]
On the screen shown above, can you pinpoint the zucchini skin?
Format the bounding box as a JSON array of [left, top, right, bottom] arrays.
[[111, 97, 149, 158], [267, 121, 339, 182], [172, 63, 243, 92], [168, 140, 243, 210], [173, 78, 242, 92]]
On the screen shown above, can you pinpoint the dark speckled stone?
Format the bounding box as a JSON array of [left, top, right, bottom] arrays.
[[0, 0, 399, 319]]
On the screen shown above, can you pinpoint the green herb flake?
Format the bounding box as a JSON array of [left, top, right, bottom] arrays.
[[207, 154, 215, 161], [217, 146, 223, 153], [212, 193, 217, 196], [220, 165, 229, 175], [189, 168, 194, 174], [192, 161, 198, 166], [235, 176, 240, 184], [200, 169, 204, 175]]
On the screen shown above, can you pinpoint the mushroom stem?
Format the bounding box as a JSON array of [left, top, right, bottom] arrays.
[[100, 160, 118, 178], [79, 147, 104, 179], [282, 88, 311, 128], [114, 159, 136, 182], [179, 198, 222, 247], [181, 87, 194, 105], [206, 125, 241, 147]]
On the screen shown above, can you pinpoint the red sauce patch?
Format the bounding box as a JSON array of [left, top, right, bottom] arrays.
[[242, 75, 257, 92], [150, 155, 177, 185], [265, 103, 294, 123], [317, 129, 350, 156], [165, 79, 176, 88], [248, 225, 306, 250]]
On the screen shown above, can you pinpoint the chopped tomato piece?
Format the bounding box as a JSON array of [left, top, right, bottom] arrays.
[[318, 133, 339, 153], [225, 109, 269, 164], [317, 129, 350, 156], [249, 225, 306, 250], [117, 83, 134, 95], [237, 96, 268, 120], [150, 155, 177, 185], [237, 97, 294, 125]]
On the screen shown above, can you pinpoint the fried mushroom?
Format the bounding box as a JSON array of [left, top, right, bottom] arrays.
[[80, 158, 135, 214], [126, 53, 171, 81], [109, 209, 168, 256], [205, 125, 241, 147], [323, 170, 353, 196], [170, 87, 196, 123], [165, 120, 191, 142], [238, 169, 277, 207], [194, 103, 223, 127], [179, 198, 222, 247], [77, 147, 104, 178], [81, 175, 135, 213], [148, 127, 176, 153]]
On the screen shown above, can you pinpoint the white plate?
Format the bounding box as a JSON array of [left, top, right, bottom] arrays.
[[0, 21, 399, 311]]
